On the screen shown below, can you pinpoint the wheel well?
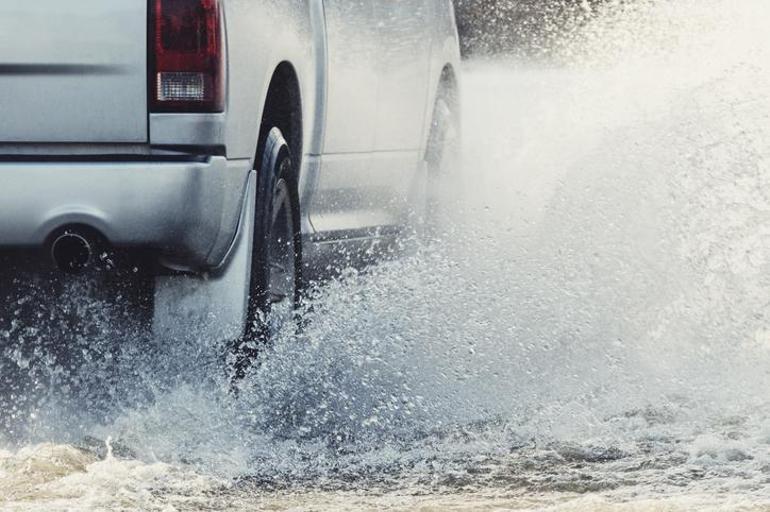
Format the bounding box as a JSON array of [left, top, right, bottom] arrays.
[[257, 62, 303, 180]]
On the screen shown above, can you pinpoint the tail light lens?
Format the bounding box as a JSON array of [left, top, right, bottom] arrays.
[[152, 0, 224, 112]]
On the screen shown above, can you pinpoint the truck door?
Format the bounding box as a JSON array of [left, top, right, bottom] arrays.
[[369, 0, 433, 223], [310, 0, 385, 235], [373, 0, 432, 152], [321, 0, 379, 155]]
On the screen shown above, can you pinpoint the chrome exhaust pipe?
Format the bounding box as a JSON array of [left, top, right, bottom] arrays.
[[51, 231, 93, 273]]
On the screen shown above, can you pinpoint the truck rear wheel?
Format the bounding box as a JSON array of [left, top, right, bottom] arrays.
[[231, 127, 300, 381]]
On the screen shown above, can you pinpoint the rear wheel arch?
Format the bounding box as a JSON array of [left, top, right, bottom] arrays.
[[256, 62, 303, 185], [254, 61, 304, 282]]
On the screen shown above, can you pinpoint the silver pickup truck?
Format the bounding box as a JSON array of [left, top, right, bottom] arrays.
[[0, 0, 460, 371]]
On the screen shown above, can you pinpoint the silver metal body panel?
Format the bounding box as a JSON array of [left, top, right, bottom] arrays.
[[0, 0, 148, 143], [310, 151, 421, 234], [303, 0, 459, 236], [372, 0, 432, 152], [0, 157, 252, 269], [321, 0, 379, 154]]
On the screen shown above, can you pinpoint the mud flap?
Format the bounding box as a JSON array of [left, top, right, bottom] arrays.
[[152, 172, 256, 344]]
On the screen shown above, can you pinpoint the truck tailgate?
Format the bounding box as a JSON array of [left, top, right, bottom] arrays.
[[0, 1, 147, 143]]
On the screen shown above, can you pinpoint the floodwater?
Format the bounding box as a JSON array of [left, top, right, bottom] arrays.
[[2, 0, 770, 510]]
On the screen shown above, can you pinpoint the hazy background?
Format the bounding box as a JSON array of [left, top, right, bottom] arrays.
[[454, 0, 609, 58]]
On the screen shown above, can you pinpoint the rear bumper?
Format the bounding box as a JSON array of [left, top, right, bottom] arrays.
[[0, 156, 253, 270]]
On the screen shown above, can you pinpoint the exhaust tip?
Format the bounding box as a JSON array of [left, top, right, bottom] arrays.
[[51, 232, 93, 274]]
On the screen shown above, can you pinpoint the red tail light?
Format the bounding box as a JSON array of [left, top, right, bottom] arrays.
[[151, 0, 224, 112]]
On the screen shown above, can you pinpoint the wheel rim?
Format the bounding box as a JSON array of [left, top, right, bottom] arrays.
[[266, 178, 297, 339]]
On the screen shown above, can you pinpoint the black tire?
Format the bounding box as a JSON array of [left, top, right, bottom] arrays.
[[231, 127, 300, 381]]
